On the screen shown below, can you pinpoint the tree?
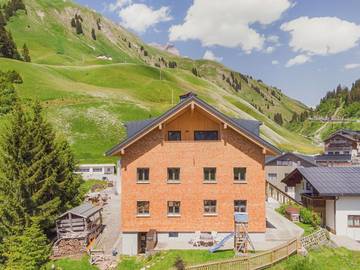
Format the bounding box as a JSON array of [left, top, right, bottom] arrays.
[[91, 28, 96, 40], [0, 11, 6, 27], [75, 17, 83, 35], [273, 113, 283, 126], [0, 26, 21, 60], [70, 17, 76, 28], [0, 101, 82, 236], [0, 77, 17, 115], [2, 222, 50, 270], [22, 43, 31, 62]]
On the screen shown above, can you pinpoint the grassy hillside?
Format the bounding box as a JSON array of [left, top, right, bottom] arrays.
[[0, 0, 320, 163]]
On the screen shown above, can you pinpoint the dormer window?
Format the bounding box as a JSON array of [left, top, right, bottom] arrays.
[[194, 131, 218, 141]]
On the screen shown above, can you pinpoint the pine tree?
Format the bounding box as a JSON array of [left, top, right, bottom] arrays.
[[22, 43, 31, 62], [0, 101, 82, 235], [0, 77, 17, 115], [3, 222, 50, 270], [0, 10, 6, 27], [70, 17, 76, 28], [91, 28, 96, 40], [0, 27, 20, 60], [75, 18, 83, 34]]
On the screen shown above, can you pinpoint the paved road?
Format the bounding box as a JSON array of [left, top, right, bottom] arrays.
[[330, 233, 360, 251], [95, 187, 122, 255]]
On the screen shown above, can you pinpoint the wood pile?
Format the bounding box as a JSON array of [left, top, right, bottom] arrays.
[[53, 238, 86, 257]]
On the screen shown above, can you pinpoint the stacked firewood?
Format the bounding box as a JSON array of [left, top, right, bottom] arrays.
[[53, 239, 85, 257]]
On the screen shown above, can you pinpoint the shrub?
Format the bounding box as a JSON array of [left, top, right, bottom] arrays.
[[174, 257, 185, 270], [300, 207, 321, 227]]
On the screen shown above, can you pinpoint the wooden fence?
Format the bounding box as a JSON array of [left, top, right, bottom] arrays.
[[266, 181, 302, 206], [185, 238, 298, 270]]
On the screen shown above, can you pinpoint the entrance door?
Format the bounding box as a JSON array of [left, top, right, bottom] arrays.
[[138, 232, 147, 254]]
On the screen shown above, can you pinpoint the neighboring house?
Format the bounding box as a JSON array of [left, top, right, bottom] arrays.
[[315, 129, 360, 167], [75, 164, 116, 182], [283, 167, 360, 240], [265, 152, 317, 198], [106, 92, 280, 255]]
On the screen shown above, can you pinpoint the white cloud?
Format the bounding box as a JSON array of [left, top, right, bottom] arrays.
[[267, 35, 280, 44], [106, 0, 132, 12], [285, 54, 311, 67], [118, 4, 172, 33], [281, 17, 360, 55], [272, 60, 279, 65], [344, 63, 360, 70], [265, 46, 275, 53], [203, 50, 223, 62], [169, 0, 291, 53]]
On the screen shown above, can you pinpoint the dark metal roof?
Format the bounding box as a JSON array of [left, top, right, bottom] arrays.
[[125, 118, 157, 138], [265, 152, 317, 166], [230, 118, 261, 136], [106, 93, 280, 156], [314, 154, 351, 162], [288, 167, 360, 196], [325, 129, 360, 142], [58, 203, 102, 219]]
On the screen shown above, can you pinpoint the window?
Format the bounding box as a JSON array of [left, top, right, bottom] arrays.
[[194, 131, 219, 141], [335, 151, 340, 155], [204, 200, 217, 214], [203, 168, 216, 182], [268, 173, 277, 181], [92, 167, 102, 173], [168, 201, 181, 215], [348, 215, 360, 227], [77, 167, 90, 172], [137, 201, 150, 215], [305, 181, 312, 191], [345, 151, 350, 155], [169, 232, 179, 238], [137, 168, 149, 182], [168, 131, 181, 141], [234, 167, 246, 181], [277, 160, 292, 166], [168, 168, 180, 181], [234, 200, 247, 213]]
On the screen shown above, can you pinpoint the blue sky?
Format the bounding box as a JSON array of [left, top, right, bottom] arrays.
[[75, 0, 360, 107]]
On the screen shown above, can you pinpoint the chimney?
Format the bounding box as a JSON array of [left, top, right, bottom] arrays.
[[179, 92, 197, 102]]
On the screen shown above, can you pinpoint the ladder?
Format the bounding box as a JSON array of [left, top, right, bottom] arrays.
[[234, 222, 255, 256]]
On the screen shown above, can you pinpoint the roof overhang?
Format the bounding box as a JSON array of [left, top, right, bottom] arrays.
[[105, 96, 281, 156]]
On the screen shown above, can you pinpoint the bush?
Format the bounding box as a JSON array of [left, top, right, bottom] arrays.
[[300, 207, 321, 227], [174, 257, 185, 270]]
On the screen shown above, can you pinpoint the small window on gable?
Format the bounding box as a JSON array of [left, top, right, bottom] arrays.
[[194, 131, 219, 141], [168, 131, 181, 141]]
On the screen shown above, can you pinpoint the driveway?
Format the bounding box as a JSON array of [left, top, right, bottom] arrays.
[[94, 187, 122, 255]]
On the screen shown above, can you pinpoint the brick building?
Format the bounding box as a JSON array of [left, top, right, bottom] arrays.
[[106, 93, 280, 255]]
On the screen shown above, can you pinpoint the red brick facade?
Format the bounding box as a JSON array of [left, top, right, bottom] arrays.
[[117, 106, 268, 233]]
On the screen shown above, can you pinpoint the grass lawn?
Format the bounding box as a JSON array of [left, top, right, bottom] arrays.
[[46, 256, 98, 270], [117, 250, 235, 270], [78, 179, 108, 198], [295, 222, 317, 236], [269, 247, 360, 270]]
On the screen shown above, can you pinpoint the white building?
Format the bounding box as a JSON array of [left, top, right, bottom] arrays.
[[283, 167, 360, 240], [75, 164, 116, 182]]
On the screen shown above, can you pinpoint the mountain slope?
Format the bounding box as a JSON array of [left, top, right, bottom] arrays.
[[0, 0, 320, 163]]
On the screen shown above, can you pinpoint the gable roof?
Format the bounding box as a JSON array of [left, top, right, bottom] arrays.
[[58, 203, 102, 219], [106, 93, 281, 156], [282, 167, 360, 196], [325, 129, 360, 142], [265, 152, 317, 166]]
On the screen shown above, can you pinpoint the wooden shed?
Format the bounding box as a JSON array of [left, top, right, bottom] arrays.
[[53, 203, 103, 257]]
